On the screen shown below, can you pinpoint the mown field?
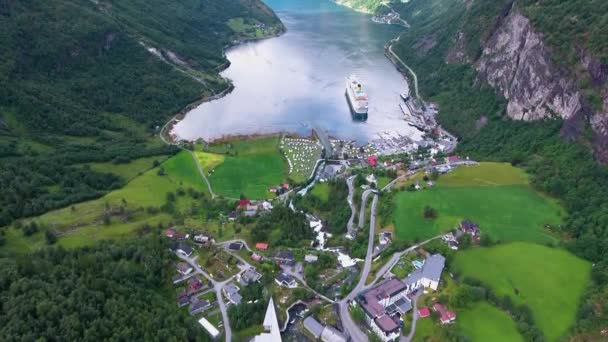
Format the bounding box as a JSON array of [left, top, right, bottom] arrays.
[[392, 163, 562, 242], [310, 182, 330, 201], [202, 136, 287, 199], [1, 151, 204, 253], [453, 242, 591, 341]]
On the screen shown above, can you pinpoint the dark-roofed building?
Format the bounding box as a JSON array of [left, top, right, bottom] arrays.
[[303, 316, 324, 339], [460, 219, 480, 240], [188, 277, 204, 292], [358, 279, 409, 341], [275, 272, 297, 288], [177, 292, 189, 308], [228, 242, 243, 251], [238, 268, 262, 286], [274, 250, 295, 266], [176, 262, 193, 276], [171, 242, 193, 257], [223, 283, 242, 305], [189, 299, 211, 315]]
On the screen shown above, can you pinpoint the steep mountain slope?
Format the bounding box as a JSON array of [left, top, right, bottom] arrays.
[[387, 0, 608, 340], [0, 0, 282, 225]]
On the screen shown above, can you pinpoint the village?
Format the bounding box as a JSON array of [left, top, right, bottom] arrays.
[[162, 135, 481, 342]]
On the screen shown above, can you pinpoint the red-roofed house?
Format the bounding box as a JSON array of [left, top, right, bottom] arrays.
[[237, 199, 251, 209], [256, 242, 269, 251], [418, 307, 430, 318], [447, 155, 459, 164], [283, 183, 290, 190], [433, 303, 456, 324], [164, 228, 176, 238], [367, 155, 378, 167]]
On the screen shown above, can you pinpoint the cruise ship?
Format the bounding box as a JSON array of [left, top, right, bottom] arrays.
[[345, 75, 369, 119]]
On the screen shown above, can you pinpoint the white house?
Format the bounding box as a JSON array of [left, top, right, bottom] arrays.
[[404, 254, 445, 291]]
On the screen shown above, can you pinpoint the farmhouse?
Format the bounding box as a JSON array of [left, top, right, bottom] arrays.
[[228, 242, 243, 251], [433, 303, 456, 324], [176, 262, 193, 276], [256, 242, 269, 251], [460, 220, 480, 240], [177, 291, 189, 308], [223, 283, 242, 305], [358, 279, 411, 341], [238, 268, 262, 286], [172, 242, 193, 257], [403, 254, 446, 291], [274, 250, 295, 266], [275, 272, 297, 288], [188, 277, 204, 294], [189, 299, 211, 315]]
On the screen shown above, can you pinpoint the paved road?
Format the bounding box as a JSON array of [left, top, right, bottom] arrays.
[[358, 189, 376, 229], [402, 291, 423, 342], [346, 176, 357, 238], [338, 191, 379, 342], [177, 253, 245, 342], [388, 37, 420, 100]]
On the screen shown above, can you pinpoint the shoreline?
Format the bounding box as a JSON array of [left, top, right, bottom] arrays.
[[161, 22, 287, 146]]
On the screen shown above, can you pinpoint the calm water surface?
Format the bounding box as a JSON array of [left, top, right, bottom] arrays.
[[173, 0, 421, 143]]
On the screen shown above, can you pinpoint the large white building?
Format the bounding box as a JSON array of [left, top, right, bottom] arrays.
[[252, 298, 282, 342], [404, 254, 445, 291], [357, 254, 446, 341]]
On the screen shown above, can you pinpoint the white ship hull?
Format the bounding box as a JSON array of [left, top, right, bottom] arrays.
[[345, 75, 368, 119]]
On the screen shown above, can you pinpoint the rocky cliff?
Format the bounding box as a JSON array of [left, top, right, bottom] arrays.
[[470, 4, 608, 161]]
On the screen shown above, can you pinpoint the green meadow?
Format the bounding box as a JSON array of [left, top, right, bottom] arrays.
[[453, 243, 591, 341], [458, 302, 524, 342], [310, 182, 330, 201], [392, 163, 562, 242], [1, 151, 204, 253], [203, 136, 287, 199]]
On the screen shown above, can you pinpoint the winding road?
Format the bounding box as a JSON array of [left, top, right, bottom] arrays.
[[177, 253, 246, 342], [338, 190, 379, 342], [346, 175, 357, 238]]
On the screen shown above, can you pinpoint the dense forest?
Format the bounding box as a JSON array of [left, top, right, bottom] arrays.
[[388, 0, 608, 339], [0, 236, 209, 341], [0, 0, 281, 226]]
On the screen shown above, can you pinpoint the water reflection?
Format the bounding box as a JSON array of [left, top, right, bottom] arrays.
[[173, 0, 421, 143]]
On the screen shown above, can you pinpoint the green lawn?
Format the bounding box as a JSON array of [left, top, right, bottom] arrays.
[[459, 302, 524, 342], [453, 243, 591, 341], [310, 182, 330, 201], [3, 151, 204, 252], [205, 136, 286, 199], [393, 163, 562, 243], [412, 317, 436, 342]]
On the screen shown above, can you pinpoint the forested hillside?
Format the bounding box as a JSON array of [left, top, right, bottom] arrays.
[[0, 0, 282, 225], [0, 236, 208, 341], [386, 0, 608, 339]]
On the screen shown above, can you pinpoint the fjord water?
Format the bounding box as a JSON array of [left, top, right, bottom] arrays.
[[173, 0, 420, 143]]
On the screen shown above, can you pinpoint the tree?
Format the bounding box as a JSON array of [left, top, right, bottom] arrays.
[[45, 230, 57, 245], [423, 205, 438, 219]]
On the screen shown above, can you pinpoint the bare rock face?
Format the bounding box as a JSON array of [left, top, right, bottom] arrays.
[[475, 10, 583, 122]]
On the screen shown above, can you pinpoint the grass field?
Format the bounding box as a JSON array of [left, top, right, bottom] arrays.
[[2, 151, 204, 253], [310, 182, 330, 201], [392, 163, 562, 243], [88, 155, 168, 181], [453, 243, 591, 341], [459, 302, 524, 342], [195, 151, 225, 171], [204, 136, 286, 199]]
